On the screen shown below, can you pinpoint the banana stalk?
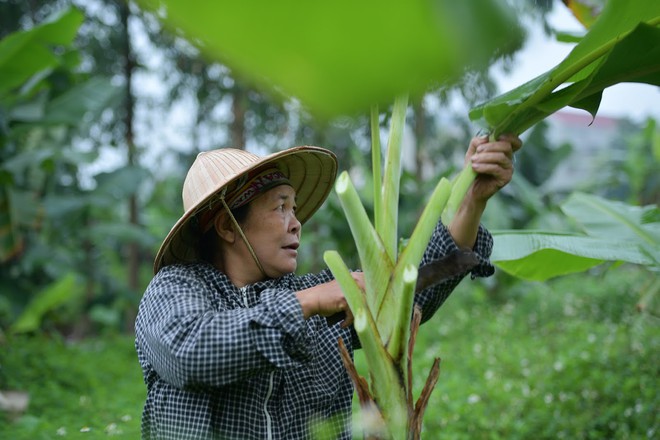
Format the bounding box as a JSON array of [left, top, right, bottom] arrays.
[[324, 251, 408, 439], [333, 172, 393, 314], [325, 96, 453, 439], [441, 133, 494, 225], [380, 94, 408, 262], [371, 105, 383, 234], [382, 263, 416, 372], [379, 177, 452, 360], [441, 164, 477, 225]]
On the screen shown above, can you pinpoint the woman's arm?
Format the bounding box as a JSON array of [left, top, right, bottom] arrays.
[[415, 134, 521, 321], [136, 267, 313, 390], [448, 133, 522, 248]]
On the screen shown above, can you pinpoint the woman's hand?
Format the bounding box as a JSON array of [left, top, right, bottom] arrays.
[[448, 133, 522, 249], [465, 133, 522, 203], [295, 272, 365, 328]]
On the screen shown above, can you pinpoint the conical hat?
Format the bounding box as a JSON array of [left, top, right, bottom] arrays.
[[154, 146, 337, 274]]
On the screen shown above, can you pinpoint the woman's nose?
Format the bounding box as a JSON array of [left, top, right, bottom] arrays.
[[289, 213, 301, 233]]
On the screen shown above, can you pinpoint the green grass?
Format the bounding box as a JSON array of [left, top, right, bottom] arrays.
[[0, 334, 143, 439], [1, 266, 658, 439]]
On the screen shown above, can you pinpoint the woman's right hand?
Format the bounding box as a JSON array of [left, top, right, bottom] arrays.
[[295, 272, 364, 328]]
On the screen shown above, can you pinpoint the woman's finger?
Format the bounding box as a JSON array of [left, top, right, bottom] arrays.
[[496, 134, 523, 152], [341, 308, 354, 329], [471, 151, 513, 169]]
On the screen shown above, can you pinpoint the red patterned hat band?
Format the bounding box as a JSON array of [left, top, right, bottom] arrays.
[[198, 168, 290, 233], [227, 168, 291, 210]]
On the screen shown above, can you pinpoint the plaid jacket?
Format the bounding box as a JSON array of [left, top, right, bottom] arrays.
[[135, 223, 494, 439]]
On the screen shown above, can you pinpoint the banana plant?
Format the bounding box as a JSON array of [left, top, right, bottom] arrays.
[[323, 96, 473, 439], [0, 7, 120, 263], [443, 0, 660, 224]]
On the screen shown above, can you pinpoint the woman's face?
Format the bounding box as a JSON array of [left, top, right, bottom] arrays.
[[239, 184, 301, 279]]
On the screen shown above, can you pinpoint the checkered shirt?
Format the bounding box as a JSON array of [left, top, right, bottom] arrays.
[[135, 222, 494, 439]]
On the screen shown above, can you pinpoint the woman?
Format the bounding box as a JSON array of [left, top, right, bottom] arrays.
[[135, 134, 521, 439]]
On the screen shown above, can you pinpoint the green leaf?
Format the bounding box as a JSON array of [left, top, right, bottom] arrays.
[[95, 166, 150, 199], [0, 7, 84, 97], [653, 120, 660, 161], [554, 0, 659, 80], [588, 23, 660, 88], [561, 193, 660, 245], [135, 0, 522, 118], [470, 0, 660, 135], [0, 187, 23, 262], [42, 76, 121, 125], [468, 72, 549, 130], [11, 273, 82, 333], [491, 231, 653, 281], [492, 194, 660, 281], [89, 223, 158, 249], [8, 91, 49, 121]]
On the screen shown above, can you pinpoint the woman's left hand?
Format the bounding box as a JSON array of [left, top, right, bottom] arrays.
[[465, 133, 522, 202]]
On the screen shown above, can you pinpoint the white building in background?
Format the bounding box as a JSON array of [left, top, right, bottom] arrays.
[[543, 110, 628, 192]]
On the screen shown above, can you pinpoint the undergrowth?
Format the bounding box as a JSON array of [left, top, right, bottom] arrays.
[[0, 334, 143, 439]]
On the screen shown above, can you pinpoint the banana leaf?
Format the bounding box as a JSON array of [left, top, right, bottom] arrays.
[[135, 0, 522, 118], [469, 0, 660, 136], [491, 193, 660, 281]]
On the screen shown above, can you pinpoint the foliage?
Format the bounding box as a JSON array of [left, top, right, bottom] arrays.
[[469, 0, 660, 137], [0, 5, 154, 334], [599, 118, 660, 205], [0, 0, 557, 336], [443, 0, 660, 226], [10, 273, 82, 334], [134, 0, 524, 119], [434, 0, 660, 296], [491, 193, 660, 281], [0, 2, 656, 436], [1, 7, 85, 262]]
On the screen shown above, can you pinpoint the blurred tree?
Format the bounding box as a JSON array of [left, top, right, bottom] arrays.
[[0, 3, 129, 335]]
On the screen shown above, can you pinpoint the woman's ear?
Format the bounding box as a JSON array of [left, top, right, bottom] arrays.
[[214, 211, 236, 244]]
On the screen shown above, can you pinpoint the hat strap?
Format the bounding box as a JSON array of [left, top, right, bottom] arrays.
[[218, 189, 268, 279]]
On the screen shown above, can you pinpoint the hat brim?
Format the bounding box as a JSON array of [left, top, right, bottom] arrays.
[[153, 146, 337, 274]]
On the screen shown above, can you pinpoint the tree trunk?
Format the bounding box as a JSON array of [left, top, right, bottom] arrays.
[[230, 86, 246, 148], [120, 1, 139, 333]]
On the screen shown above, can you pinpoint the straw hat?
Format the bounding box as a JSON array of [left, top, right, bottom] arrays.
[[154, 146, 338, 274]]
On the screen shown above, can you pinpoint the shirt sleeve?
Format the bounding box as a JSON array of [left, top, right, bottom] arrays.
[[135, 267, 313, 390], [414, 221, 494, 324]]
